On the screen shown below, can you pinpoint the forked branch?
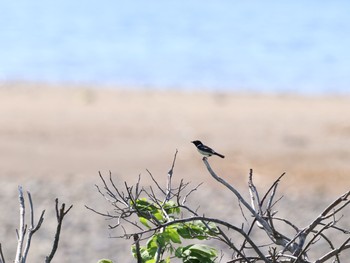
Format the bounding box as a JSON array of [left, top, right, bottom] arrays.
[[2, 186, 72, 263], [45, 199, 73, 263]]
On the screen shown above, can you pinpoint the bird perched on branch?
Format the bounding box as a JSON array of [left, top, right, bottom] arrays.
[[191, 140, 225, 158]]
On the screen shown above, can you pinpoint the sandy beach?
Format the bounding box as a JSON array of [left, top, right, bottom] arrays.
[[0, 82, 349, 262]]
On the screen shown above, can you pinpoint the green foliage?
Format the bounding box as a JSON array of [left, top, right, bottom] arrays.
[[176, 221, 219, 240], [97, 259, 113, 263], [131, 198, 164, 222], [175, 244, 218, 263], [130, 199, 218, 263]]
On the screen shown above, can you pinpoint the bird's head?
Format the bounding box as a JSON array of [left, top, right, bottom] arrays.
[[191, 140, 202, 146]]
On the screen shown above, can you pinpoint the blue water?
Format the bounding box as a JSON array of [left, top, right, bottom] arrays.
[[1, 1, 350, 94]]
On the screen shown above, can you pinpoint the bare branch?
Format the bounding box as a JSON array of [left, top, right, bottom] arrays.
[[22, 191, 45, 262], [291, 190, 350, 254], [202, 158, 301, 254], [165, 149, 178, 202], [315, 238, 350, 263], [14, 186, 26, 263], [237, 173, 285, 258], [295, 221, 333, 262], [0, 243, 5, 263], [248, 169, 263, 216], [45, 199, 73, 263], [202, 159, 270, 230], [321, 191, 350, 218], [146, 169, 166, 196], [133, 234, 142, 263], [181, 182, 203, 206], [108, 171, 128, 207], [260, 173, 286, 208]]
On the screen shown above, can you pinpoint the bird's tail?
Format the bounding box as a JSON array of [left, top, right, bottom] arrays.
[[215, 152, 225, 158]]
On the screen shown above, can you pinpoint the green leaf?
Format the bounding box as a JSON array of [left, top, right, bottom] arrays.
[[176, 225, 192, 239], [153, 210, 165, 221], [156, 233, 166, 247], [206, 222, 219, 235], [133, 198, 158, 214], [97, 260, 113, 263], [133, 198, 169, 223], [175, 244, 217, 263], [177, 221, 219, 240], [163, 200, 180, 215], [188, 244, 217, 258], [177, 223, 206, 240], [175, 246, 184, 258], [132, 245, 154, 261], [146, 236, 159, 257], [164, 227, 181, 244], [139, 216, 151, 228]]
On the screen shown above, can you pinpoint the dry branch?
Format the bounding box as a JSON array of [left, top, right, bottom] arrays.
[[45, 199, 73, 263], [22, 191, 45, 262], [0, 244, 5, 263], [0, 186, 72, 263], [90, 151, 350, 263], [14, 186, 26, 263]]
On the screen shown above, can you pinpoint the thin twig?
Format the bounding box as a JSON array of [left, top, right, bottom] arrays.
[[216, 227, 252, 263], [146, 169, 166, 196], [14, 186, 26, 263], [289, 190, 350, 255], [237, 172, 286, 257], [317, 232, 340, 263], [248, 169, 263, 216], [165, 149, 178, 202], [260, 173, 286, 208], [109, 171, 128, 207], [295, 221, 333, 261], [45, 199, 73, 263], [202, 158, 299, 253], [0, 243, 5, 263], [181, 182, 203, 206], [22, 191, 45, 263], [315, 240, 350, 263]]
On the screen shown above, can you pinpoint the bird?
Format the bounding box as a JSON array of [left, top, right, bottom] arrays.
[[191, 140, 225, 158]]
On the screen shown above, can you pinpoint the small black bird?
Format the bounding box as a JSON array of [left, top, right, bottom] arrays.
[[191, 140, 225, 158]]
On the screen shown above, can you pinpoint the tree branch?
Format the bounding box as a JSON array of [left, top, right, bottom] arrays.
[[315, 240, 350, 263], [202, 158, 301, 254], [45, 199, 73, 263], [22, 191, 45, 263], [133, 234, 142, 263], [0, 243, 5, 263], [14, 186, 26, 263], [91, 151, 350, 263]]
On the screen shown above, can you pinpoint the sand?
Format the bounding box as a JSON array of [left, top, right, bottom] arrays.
[[0, 82, 349, 262]]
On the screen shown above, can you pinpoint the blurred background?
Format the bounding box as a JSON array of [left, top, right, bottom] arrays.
[[0, 1, 349, 262], [1, 0, 350, 93]]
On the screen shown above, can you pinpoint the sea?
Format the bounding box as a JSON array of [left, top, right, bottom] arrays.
[[0, 0, 350, 94]]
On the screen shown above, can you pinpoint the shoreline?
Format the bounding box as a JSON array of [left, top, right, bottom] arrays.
[[2, 80, 350, 97]]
